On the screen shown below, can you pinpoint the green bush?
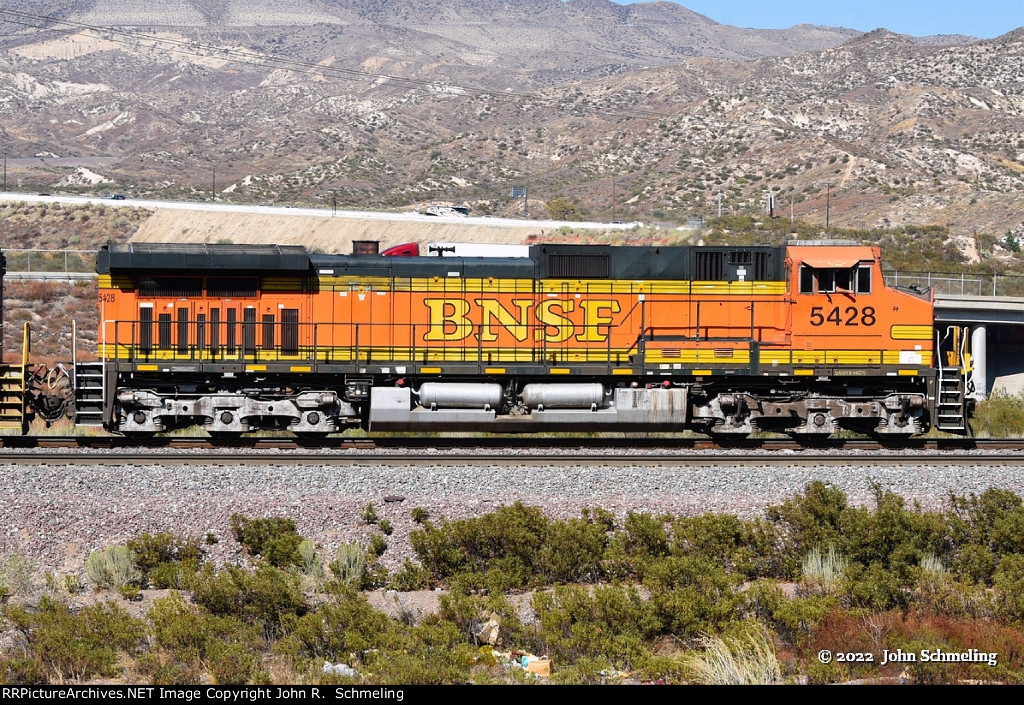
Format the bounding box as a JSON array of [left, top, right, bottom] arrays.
[[949, 488, 1024, 558], [147, 593, 261, 685], [742, 579, 838, 648], [766, 481, 849, 562], [841, 562, 908, 611], [0, 554, 36, 599], [126, 532, 203, 586], [670, 514, 783, 579], [409, 503, 611, 588], [284, 585, 399, 666], [368, 533, 388, 558], [190, 564, 307, 638], [329, 542, 368, 588], [388, 560, 430, 592], [970, 392, 1024, 437], [530, 584, 660, 673], [993, 554, 1024, 623], [229, 514, 305, 568], [642, 555, 742, 638], [3, 596, 145, 682], [85, 546, 141, 591]]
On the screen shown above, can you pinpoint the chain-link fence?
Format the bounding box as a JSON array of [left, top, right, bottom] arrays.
[[884, 270, 1024, 298], [2, 249, 98, 275]]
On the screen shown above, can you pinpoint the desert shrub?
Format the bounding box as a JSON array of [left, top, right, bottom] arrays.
[[361, 503, 378, 524], [409, 503, 610, 588], [84, 546, 141, 591], [388, 559, 430, 592], [147, 593, 261, 685], [328, 542, 368, 588], [970, 392, 1024, 437], [948, 488, 1024, 558], [951, 544, 997, 585], [127, 532, 202, 574], [362, 619, 478, 685], [229, 514, 304, 568], [766, 481, 849, 573], [410, 507, 430, 524], [3, 596, 145, 682], [534, 517, 606, 584], [126, 532, 203, 588], [190, 564, 307, 637], [368, 533, 388, 558], [993, 554, 1024, 623], [378, 519, 394, 536], [621, 511, 670, 561], [684, 623, 782, 685], [530, 584, 660, 672], [284, 585, 400, 667], [841, 562, 909, 611], [410, 502, 547, 583], [298, 539, 324, 580], [670, 513, 783, 579], [801, 545, 849, 594], [0, 554, 36, 599], [742, 579, 838, 648], [0, 653, 48, 684], [838, 489, 949, 577], [642, 555, 742, 638]]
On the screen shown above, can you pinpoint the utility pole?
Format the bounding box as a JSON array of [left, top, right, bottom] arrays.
[[2, 154, 5, 192], [611, 176, 616, 222], [826, 183, 831, 229], [717, 190, 722, 218], [212, 168, 216, 201]]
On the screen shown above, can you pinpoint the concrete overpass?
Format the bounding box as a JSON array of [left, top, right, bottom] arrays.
[[935, 294, 1024, 398]]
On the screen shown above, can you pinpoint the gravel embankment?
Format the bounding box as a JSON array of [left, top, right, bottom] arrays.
[[2, 450, 1022, 577]]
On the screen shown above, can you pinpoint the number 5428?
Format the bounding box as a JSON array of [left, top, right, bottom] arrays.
[[810, 305, 875, 327]]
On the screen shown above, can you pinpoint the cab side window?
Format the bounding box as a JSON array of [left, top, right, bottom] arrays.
[[799, 264, 872, 294], [799, 265, 815, 294]]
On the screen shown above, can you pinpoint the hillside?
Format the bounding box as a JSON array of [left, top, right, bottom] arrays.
[[0, 3, 1021, 249]]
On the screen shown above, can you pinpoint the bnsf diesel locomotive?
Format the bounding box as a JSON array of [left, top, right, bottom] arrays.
[[92, 240, 971, 437]]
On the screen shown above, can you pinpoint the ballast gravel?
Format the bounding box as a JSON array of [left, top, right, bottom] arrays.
[[1, 450, 1023, 577]]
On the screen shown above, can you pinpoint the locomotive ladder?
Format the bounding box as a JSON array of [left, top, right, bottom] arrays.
[[72, 321, 106, 427], [935, 326, 970, 434], [0, 322, 30, 434], [935, 367, 969, 433]]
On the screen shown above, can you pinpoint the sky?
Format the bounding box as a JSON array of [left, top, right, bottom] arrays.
[[614, 1, 1024, 39]]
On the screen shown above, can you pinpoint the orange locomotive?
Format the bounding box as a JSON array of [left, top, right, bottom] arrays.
[[94, 240, 971, 436]]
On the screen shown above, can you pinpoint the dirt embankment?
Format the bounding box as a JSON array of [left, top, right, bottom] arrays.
[[131, 210, 555, 252]]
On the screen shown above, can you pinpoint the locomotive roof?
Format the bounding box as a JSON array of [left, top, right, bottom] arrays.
[[96, 242, 793, 281], [97, 242, 311, 273]]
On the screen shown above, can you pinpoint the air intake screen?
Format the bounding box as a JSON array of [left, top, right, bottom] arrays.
[[548, 254, 610, 278], [693, 251, 724, 280]]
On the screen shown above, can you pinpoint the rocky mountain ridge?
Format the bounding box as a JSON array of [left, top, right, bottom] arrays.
[[0, 3, 1020, 245]]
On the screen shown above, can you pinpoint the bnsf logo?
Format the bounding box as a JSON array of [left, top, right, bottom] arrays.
[[424, 298, 622, 343]]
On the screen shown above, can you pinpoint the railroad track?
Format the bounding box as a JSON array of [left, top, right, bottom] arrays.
[[1, 435, 1023, 465]]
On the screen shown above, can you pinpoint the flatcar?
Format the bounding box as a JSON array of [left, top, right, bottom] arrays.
[[92, 240, 972, 437]]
